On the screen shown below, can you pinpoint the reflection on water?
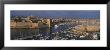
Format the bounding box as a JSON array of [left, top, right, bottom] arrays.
[[11, 28, 50, 40], [11, 24, 100, 40]]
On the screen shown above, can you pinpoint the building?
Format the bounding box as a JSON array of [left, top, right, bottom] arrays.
[[74, 25, 100, 32], [42, 19, 51, 27], [15, 22, 32, 28], [31, 23, 38, 28], [10, 20, 16, 28], [86, 25, 100, 32]]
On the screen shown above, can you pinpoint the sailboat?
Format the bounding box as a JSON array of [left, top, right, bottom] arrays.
[[54, 25, 59, 29]]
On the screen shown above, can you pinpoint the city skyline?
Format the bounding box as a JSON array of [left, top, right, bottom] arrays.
[[10, 10, 100, 40], [11, 10, 100, 19]]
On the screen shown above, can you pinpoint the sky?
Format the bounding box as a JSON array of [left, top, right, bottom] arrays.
[[11, 10, 100, 19]]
